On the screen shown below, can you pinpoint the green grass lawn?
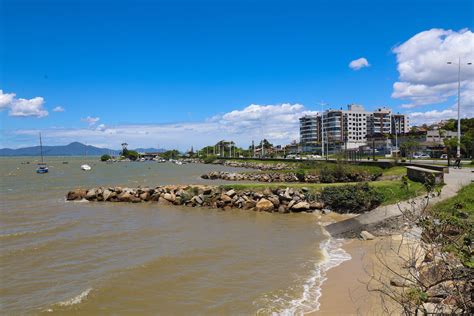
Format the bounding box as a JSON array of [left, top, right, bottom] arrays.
[[382, 166, 407, 177], [431, 183, 474, 219], [220, 179, 424, 206]]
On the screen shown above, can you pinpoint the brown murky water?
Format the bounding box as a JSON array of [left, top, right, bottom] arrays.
[[0, 157, 348, 315]]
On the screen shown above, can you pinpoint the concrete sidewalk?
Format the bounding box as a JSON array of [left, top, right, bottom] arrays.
[[325, 168, 474, 237]]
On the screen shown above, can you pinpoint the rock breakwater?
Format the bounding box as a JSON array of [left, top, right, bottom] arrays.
[[202, 171, 320, 183], [66, 185, 326, 213], [213, 160, 291, 170]]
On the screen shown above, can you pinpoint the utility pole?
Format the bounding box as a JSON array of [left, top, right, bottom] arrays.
[[447, 58, 472, 157], [252, 140, 255, 158]]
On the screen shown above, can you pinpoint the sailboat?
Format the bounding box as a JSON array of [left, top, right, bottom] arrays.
[[36, 133, 49, 174], [81, 143, 92, 171]]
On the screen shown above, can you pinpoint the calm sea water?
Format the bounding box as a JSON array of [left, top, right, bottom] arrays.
[[0, 157, 348, 315]]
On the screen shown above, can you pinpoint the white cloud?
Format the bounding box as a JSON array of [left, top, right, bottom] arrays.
[[392, 28, 474, 109], [53, 106, 65, 112], [7, 103, 318, 149], [0, 90, 15, 109], [349, 57, 370, 70], [95, 124, 106, 131], [81, 116, 100, 126], [0, 90, 49, 118]]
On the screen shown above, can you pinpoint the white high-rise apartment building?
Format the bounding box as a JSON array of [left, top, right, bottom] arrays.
[[299, 104, 410, 152], [392, 113, 410, 134]]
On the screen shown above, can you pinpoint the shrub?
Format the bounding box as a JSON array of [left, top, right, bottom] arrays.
[[295, 168, 306, 181], [203, 156, 217, 164], [312, 163, 382, 183], [100, 154, 111, 161], [127, 150, 139, 161], [320, 182, 384, 213]]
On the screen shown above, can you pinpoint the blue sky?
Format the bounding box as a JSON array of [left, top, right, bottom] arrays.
[[1, 0, 473, 149]]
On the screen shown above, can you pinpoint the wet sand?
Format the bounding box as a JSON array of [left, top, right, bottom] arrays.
[[315, 236, 407, 315]]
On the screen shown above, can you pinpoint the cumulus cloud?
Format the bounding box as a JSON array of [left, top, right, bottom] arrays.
[[392, 28, 474, 109], [95, 124, 107, 131], [81, 116, 100, 126], [53, 106, 65, 112], [0, 90, 49, 118], [349, 57, 370, 70], [0, 90, 15, 109], [6, 103, 318, 149]]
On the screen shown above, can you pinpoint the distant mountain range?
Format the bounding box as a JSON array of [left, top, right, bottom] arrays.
[[0, 142, 166, 156]]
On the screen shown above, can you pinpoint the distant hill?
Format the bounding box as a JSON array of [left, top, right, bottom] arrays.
[[0, 142, 120, 156]]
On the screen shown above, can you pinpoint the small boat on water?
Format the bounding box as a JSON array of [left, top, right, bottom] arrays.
[[81, 164, 92, 171], [81, 143, 92, 171], [36, 133, 49, 174]]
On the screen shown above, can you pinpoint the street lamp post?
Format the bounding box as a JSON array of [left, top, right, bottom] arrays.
[[447, 58, 472, 157]]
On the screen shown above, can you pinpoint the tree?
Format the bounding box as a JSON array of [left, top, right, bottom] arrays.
[[160, 150, 180, 160], [126, 150, 139, 161], [100, 154, 111, 161], [259, 139, 273, 149], [400, 139, 420, 160]]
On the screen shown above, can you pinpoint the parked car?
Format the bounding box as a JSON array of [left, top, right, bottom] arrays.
[[413, 153, 431, 159], [440, 154, 448, 159]]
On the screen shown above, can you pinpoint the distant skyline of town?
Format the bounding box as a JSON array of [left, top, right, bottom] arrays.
[[1, 0, 473, 149]]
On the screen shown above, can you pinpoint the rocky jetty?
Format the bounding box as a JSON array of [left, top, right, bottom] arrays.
[[213, 160, 291, 170], [201, 171, 320, 183], [66, 185, 326, 213]]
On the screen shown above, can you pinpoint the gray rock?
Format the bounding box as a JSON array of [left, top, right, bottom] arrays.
[[85, 188, 97, 200], [360, 230, 375, 240], [288, 200, 296, 209], [225, 189, 236, 197], [102, 189, 112, 201], [194, 195, 203, 205], [291, 201, 310, 211]]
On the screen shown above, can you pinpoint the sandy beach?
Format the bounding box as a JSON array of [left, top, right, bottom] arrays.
[[315, 237, 406, 315]]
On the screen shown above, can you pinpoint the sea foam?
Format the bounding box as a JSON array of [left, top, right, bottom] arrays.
[[273, 236, 351, 315], [56, 288, 92, 307]]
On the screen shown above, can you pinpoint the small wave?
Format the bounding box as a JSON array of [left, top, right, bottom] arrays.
[[56, 288, 92, 307], [266, 236, 351, 315]]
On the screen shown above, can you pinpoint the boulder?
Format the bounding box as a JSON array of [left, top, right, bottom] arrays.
[[118, 191, 132, 202], [193, 195, 204, 205], [360, 231, 375, 240], [288, 200, 296, 209], [278, 205, 289, 213], [66, 189, 87, 200], [225, 189, 236, 197], [266, 195, 280, 207], [85, 188, 97, 200], [103, 189, 112, 201], [139, 192, 150, 201], [163, 193, 176, 202], [220, 194, 232, 203], [243, 200, 256, 210], [309, 201, 324, 209], [291, 201, 310, 211], [255, 198, 274, 212]]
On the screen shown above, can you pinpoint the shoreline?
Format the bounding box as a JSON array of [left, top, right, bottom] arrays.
[[313, 236, 398, 315]]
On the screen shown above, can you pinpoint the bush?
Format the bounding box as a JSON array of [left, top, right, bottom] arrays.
[[320, 182, 384, 213], [310, 163, 383, 183], [127, 150, 139, 161], [295, 169, 306, 181], [203, 156, 217, 164], [100, 154, 111, 161]]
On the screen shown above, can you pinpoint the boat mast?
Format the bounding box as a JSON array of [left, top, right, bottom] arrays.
[[39, 133, 44, 163]]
